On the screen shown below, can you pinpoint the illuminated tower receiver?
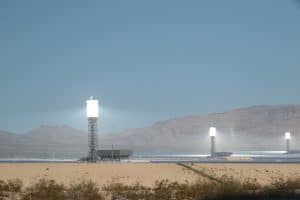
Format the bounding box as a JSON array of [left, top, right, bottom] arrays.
[[209, 127, 216, 157], [86, 96, 99, 162]]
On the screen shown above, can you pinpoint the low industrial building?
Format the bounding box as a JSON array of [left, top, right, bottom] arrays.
[[97, 149, 133, 160]]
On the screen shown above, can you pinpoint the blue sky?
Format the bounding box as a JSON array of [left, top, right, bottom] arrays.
[[0, 0, 300, 133]]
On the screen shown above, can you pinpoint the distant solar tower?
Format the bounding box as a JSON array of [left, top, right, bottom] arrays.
[[209, 127, 216, 157], [86, 96, 99, 162], [285, 132, 291, 153]]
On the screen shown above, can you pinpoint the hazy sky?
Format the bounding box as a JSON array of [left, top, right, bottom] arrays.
[[1, 0, 300, 134]]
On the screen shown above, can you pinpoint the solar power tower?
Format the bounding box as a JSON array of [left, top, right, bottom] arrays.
[[86, 96, 99, 162]]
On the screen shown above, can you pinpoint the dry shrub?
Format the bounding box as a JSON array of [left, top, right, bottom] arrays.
[[22, 179, 105, 200], [103, 182, 152, 200], [0, 174, 298, 200], [0, 180, 10, 199], [265, 176, 300, 198], [103, 179, 214, 200], [102, 176, 298, 200], [209, 175, 261, 200], [7, 179, 23, 200], [22, 179, 66, 200], [0, 179, 23, 200], [152, 179, 174, 199], [68, 180, 104, 200]]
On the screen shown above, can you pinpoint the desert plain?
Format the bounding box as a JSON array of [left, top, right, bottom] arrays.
[[0, 163, 299, 187]]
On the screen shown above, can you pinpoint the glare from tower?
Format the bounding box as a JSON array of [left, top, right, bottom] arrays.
[[209, 127, 216, 137], [87, 97, 99, 118], [86, 96, 99, 162], [285, 132, 291, 140]]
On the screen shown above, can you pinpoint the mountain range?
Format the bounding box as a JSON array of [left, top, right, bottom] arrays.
[[0, 105, 299, 158]]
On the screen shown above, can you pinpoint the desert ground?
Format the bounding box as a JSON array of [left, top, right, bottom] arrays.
[[0, 163, 299, 187]]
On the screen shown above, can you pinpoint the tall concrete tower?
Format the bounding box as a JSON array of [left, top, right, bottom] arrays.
[[209, 127, 216, 157], [285, 132, 291, 153], [86, 96, 99, 162]]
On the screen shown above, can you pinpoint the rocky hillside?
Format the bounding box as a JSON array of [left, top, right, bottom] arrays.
[[0, 126, 87, 158], [101, 105, 300, 154], [0, 105, 299, 157]]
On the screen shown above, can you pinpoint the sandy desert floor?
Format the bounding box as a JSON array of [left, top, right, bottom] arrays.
[[0, 163, 299, 187], [191, 163, 300, 185]]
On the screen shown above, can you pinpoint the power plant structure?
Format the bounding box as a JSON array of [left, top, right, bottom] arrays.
[[206, 127, 295, 158], [81, 98, 298, 163], [84, 96, 133, 162], [98, 149, 133, 160], [208, 127, 232, 158], [86, 96, 99, 162], [285, 132, 291, 153], [209, 127, 216, 157]]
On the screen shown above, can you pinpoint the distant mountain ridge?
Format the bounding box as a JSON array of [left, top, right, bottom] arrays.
[[0, 105, 299, 158], [101, 104, 300, 153], [0, 125, 88, 158]]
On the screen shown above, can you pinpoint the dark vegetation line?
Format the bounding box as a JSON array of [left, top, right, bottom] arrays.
[[177, 163, 221, 183], [1, 175, 300, 199]]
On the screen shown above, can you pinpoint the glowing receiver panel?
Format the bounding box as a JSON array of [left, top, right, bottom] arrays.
[[285, 132, 291, 140], [86, 98, 99, 118], [209, 127, 216, 137]]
